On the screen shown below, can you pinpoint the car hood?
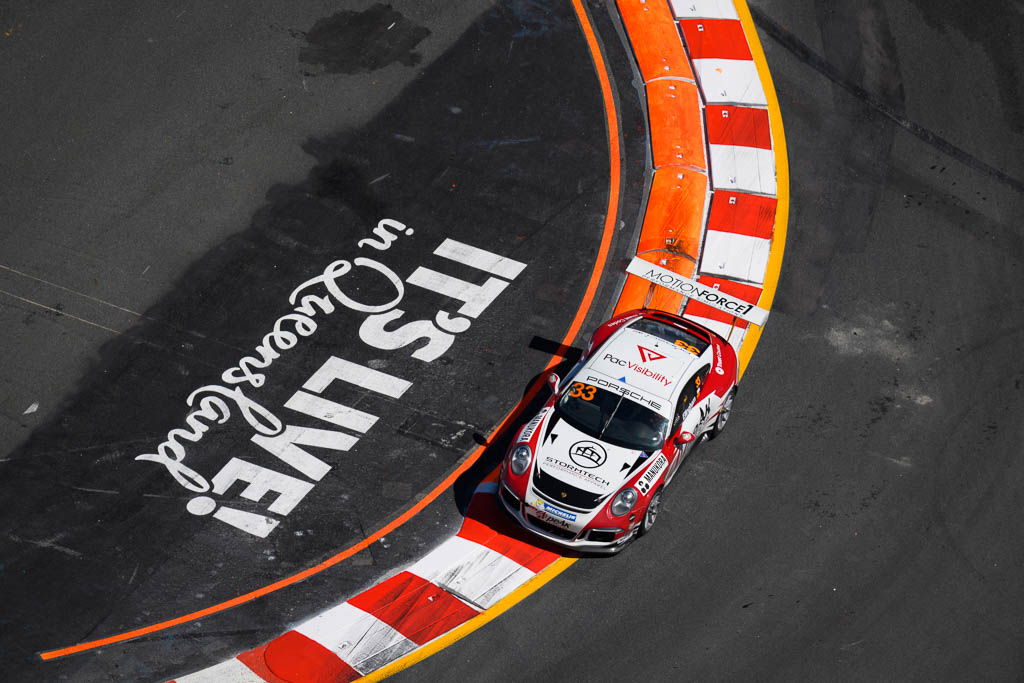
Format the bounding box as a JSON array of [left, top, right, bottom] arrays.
[[532, 413, 653, 500]]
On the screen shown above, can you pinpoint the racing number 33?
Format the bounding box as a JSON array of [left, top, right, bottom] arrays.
[[569, 382, 596, 401]]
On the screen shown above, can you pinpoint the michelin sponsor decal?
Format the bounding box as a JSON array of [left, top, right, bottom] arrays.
[[541, 502, 576, 521], [637, 453, 667, 495], [626, 258, 769, 326], [527, 497, 576, 529]]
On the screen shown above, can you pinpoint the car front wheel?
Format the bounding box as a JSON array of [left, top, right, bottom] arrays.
[[638, 488, 662, 536]]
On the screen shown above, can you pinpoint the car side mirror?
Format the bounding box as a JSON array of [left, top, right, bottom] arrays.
[[547, 373, 560, 393], [675, 431, 695, 445]]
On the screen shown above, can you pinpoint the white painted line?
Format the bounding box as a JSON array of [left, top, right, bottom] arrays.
[[252, 425, 358, 482], [406, 267, 510, 318], [699, 231, 772, 284], [669, 0, 739, 20], [173, 657, 265, 683], [284, 391, 379, 433], [709, 143, 777, 195], [692, 58, 767, 106], [409, 536, 536, 609], [433, 238, 528, 280], [302, 356, 412, 398], [294, 602, 417, 675]]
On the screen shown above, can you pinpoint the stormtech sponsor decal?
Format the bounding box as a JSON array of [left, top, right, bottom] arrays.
[[568, 440, 607, 469], [543, 455, 611, 487], [637, 453, 667, 495], [626, 257, 769, 325], [133, 220, 526, 538]]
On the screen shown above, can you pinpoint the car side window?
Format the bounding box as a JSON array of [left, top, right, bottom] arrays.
[[673, 365, 711, 429]]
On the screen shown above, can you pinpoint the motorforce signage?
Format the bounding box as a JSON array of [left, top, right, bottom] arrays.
[[626, 258, 769, 325]]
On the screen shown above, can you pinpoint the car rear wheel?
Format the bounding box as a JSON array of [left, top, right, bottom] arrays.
[[707, 389, 736, 440], [638, 488, 662, 536]]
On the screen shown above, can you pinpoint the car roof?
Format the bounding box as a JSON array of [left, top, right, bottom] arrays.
[[581, 326, 711, 414]]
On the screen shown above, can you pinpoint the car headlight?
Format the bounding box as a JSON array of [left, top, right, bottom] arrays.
[[510, 445, 532, 476], [609, 488, 638, 516]]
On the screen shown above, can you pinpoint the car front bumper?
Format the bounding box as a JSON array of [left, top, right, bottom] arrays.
[[498, 483, 636, 554]]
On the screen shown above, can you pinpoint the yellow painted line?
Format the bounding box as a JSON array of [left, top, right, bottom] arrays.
[[733, 0, 790, 381], [362, 2, 789, 680], [359, 558, 577, 681]]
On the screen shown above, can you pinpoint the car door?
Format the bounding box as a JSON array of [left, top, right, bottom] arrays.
[[666, 364, 711, 481]]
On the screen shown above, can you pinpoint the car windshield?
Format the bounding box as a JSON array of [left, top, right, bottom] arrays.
[[556, 382, 670, 451], [628, 319, 709, 355]]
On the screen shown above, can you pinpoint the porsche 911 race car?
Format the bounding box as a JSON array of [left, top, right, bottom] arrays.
[[499, 309, 739, 553]]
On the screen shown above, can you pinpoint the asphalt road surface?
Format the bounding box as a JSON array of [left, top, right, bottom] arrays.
[[396, 0, 1024, 681], [0, 1, 645, 679], [2, 0, 1022, 681]]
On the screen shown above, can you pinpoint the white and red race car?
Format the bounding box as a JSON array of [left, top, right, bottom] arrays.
[[499, 309, 739, 553]]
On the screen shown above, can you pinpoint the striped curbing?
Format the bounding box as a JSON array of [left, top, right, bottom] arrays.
[[171, 483, 561, 683], [168, 0, 788, 679]]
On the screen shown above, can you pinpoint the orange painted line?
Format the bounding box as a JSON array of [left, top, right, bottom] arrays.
[[616, 0, 694, 81], [39, 0, 623, 662], [40, 430, 510, 660], [361, 0, 788, 679], [705, 105, 772, 149], [678, 18, 752, 61]]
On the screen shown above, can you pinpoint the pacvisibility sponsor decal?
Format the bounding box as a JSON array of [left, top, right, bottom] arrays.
[[637, 345, 666, 362], [637, 453, 668, 495], [626, 257, 769, 325], [133, 219, 527, 538], [601, 352, 673, 387]]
